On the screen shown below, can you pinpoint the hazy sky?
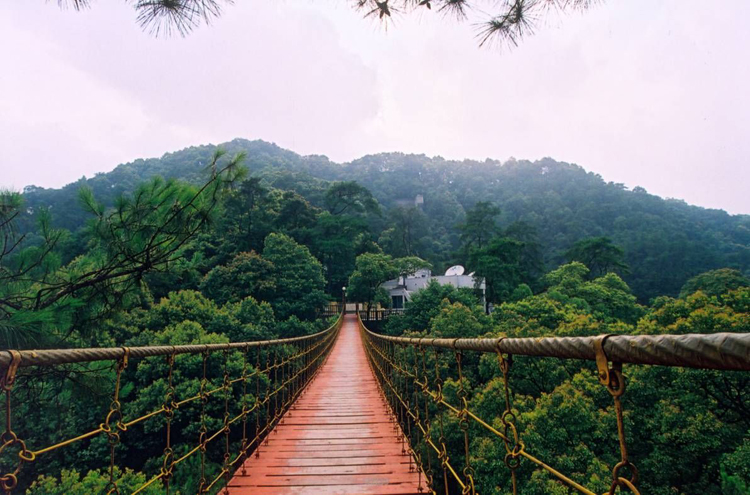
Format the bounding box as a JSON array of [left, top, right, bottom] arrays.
[[1, 1, 748, 214]]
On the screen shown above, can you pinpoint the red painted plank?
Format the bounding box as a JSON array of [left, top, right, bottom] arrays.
[[228, 484, 423, 495], [227, 314, 426, 494], [261, 459, 413, 468]]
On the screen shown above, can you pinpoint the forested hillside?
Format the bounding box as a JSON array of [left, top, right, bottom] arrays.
[[3, 141, 749, 494], [6, 0, 750, 492], [20, 138, 750, 302]]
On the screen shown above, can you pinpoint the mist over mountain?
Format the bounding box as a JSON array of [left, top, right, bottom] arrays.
[[19, 138, 750, 302]]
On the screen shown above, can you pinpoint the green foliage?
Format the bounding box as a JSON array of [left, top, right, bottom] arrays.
[[0, 189, 23, 229], [430, 300, 489, 338], [199, 251, 275, 305], [308, 212, 369, 295], [99, 289, 274, 347], [504, 221, 545, 288], [565, 236, 630, 278], [394, 256, 432, 278], [226, 296, 277, 339], [464, 219, 545, 305], [1, 151, 244, 349], [219, 176, 274, 254], [458, 201, 500, 252], [510, 283, 533, 301], [381, 206, 431, 258], [383, 279, 481, 335], [636, 288, 750, 335], [275, 315, 320, 338], [347, 253, 399, 310], [347, 252, 432, 313], [469, 236, 526, 304], [261, 233, 327, 320], [324, 181, 380, 216], [147, 290, 221, 329], [385, 265, 748, 494], [7, 288, 263, 493], [722, 438, 750, 494], [542, 263, 643, 324], [5, 139, 750, 494], [27, 467, 162, 495], [19, 140, 750, 302], [680, 268, 750, 299]]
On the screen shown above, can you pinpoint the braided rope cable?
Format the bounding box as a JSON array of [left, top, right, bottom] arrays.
[[0, 313, 344, 494]]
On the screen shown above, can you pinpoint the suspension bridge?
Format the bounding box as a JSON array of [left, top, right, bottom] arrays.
[[227, 314, 423, 494], [1, 311, 749, 494]]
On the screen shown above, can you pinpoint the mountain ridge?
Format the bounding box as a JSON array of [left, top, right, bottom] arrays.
[[23, 137, 748, 216], [17, 138, 750, 302]]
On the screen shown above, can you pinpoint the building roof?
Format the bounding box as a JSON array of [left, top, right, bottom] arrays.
[[381, 271, 485, 300]]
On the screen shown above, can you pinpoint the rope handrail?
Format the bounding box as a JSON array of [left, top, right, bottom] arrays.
[[362, 328, 750, 371], [0, 313, 344, 494], [358, 314, 750, 495], [0, 325, 338, 368]]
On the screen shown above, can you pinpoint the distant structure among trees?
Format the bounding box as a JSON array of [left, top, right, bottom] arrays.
[[381, 265, 485, 309]]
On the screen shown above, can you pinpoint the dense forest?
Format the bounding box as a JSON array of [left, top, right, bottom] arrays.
[[1, 140, 748, 494], [20, 139, 750, 303]]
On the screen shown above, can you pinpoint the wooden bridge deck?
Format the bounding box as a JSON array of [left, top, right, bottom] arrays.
[[227, 314, 424, 494]]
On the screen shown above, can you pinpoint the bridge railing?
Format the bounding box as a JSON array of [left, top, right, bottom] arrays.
[[358, 308, 405, 322], [358, 314, 750, 495], [318, 301, 343, 318], [0, 313, 343, 494]]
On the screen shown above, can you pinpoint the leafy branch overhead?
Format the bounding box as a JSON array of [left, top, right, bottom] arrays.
[[358, 0, 599, 46], [57, 0, 599, 45], [57, 0, 230, 36], [0, 149, 245, 348]]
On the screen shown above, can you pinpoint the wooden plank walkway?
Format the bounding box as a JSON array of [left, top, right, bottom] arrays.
[[227, 314, 425, 494]]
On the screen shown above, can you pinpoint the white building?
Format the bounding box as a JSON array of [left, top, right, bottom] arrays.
[[381, 266, 485, 309]]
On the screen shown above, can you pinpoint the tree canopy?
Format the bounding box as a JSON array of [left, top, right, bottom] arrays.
[[1, 149, 245, 348], [261, 232, 328, 320], [3, 140, 748, 494], [565, 236, 630, 278], [347, 252, 400, 311], [19, 139, 749, 303], [679, 268, 749, 299], [382, 268, 749, 494]]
